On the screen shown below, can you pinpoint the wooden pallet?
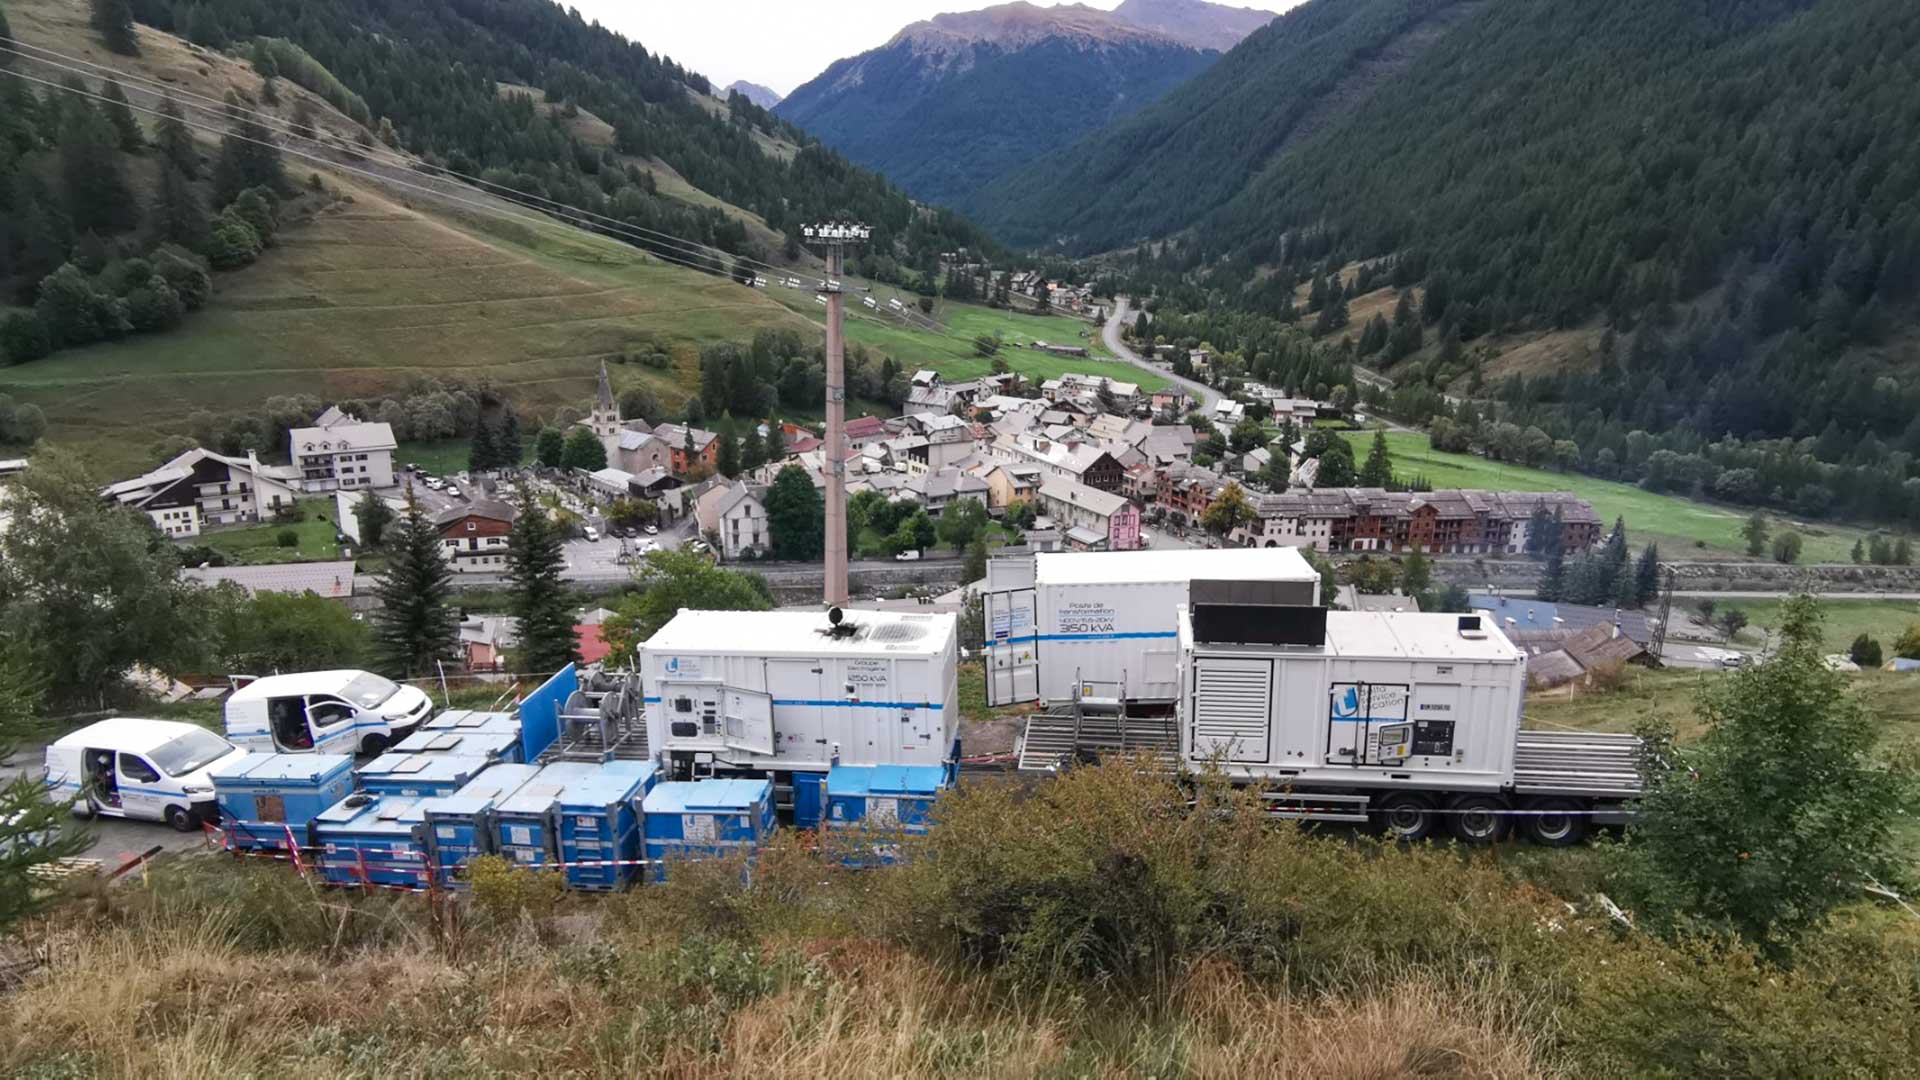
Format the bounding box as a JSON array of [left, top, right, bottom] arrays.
[[26, 858, 102, 883]]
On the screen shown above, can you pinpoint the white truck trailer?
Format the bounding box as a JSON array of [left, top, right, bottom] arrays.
[[1173, 602, 1640, 845], [980, 548, 1321, 709], [638, 608, 959, 794]]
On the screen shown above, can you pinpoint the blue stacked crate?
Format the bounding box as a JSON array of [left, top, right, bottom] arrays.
[[208, 752, 355, 851], [641, 779, 776, 883], [791, 772, 827, 829], [309, 792, 431, 889], [415, 762, 545, 887], [355, 752, 491, 798], [490, 762, 596, 869], [391, 726, 523, 764], [552, 761, 659, 891], [824, 765, 947, 866]]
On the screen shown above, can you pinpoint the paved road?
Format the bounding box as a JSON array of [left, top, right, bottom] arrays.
[[1105, 297, 1220, 410]]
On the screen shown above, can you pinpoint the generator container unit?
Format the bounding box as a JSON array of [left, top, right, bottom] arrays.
[[490, 762, 599, 868], [416, 762, 545, 886], [391, 725, 524, 764], [981, 548, 1321, 709], [824, 765, 946, 866], [354, 752, 492, 798], [552, 761, 659, 891], [639, 608, 959, 796], [309, 792, 430, 889], [641, 779, 775, 883], [208, 752, 355, 851], [1175, 604, 1641, 846]]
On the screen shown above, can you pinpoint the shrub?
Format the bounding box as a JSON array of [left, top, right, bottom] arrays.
[[1849, 634, 1882, 668], [466, 855, 564, 925], [275, 528, 298, 547], [206, 211, 263, 270]]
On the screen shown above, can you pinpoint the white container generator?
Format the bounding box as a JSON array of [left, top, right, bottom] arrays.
[[639, 608, 959, 791], [980, 548, 1321, 708], [1174, 602, 1640, 845]]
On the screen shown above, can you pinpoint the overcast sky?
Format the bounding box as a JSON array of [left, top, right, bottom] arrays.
[[567, 1, 1303, 97]]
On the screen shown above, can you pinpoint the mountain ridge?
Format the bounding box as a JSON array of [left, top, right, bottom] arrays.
[[1113, 0, 1280, 50], [724, 80, 783, 109]]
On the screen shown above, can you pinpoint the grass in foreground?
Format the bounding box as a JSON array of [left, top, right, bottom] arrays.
[[1340, 431, 1877, 562]]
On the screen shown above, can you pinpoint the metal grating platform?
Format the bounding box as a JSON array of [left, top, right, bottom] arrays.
[[1512, 729, 1644, 798], [1017, 710, 1179, 773], [537, 671, 650, 764]]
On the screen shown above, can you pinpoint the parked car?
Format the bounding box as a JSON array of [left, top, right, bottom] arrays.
[[895, 549, 922, 561], [644, 524, 659, 536], [445, 485, 463, 499], [224, 670, 434, 757], [45, 719, 246, 830], [584, 526, 601, 542], [1719, 653, 1747, 669]]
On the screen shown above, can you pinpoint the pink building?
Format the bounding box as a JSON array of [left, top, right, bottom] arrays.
[[1039, 478, 1141, 552]]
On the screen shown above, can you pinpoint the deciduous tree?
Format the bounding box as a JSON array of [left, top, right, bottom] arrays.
[[764, 464, 823, 560]]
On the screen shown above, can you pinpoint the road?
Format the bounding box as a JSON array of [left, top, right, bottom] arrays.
[[1105, 297, 1220, 410]]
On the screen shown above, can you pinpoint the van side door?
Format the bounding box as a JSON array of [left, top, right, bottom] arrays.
[[117, 752, 168, 821], [305, 696, 360, 754]]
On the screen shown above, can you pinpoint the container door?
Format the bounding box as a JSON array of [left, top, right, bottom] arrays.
[[984, 587, 1039, 707], [765, 659, 825, 756], [1188, 657, 1273, 765], [721, 688, 774, 756]]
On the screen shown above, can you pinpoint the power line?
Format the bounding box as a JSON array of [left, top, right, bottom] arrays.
[[0, 37, 951, 331], [2, 59, 951, 337]]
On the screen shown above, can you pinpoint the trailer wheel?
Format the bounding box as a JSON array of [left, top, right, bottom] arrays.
[[1447, 796, 1511, 845], [1521, 798, 1588, 847], [1373, 793, 1437, 843]]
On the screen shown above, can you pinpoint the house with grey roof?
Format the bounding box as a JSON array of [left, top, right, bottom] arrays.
[[104, 448, 303, 538], [289, 409, 397, 493]]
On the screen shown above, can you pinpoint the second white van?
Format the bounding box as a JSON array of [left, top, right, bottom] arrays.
[[224, 670, 434, 756]]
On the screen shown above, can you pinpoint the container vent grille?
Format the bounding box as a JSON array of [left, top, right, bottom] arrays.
[[869, 622, 929, 644], [1192, 662, 1271, 764]]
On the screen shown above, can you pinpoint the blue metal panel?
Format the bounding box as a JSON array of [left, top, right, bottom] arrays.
[[310, 793, 430, 888], [824, 765, 948, 866], [791, 772, 826, 830], [553, 761, 657, 891], [515, 666, 576, 762], [211, 752, 356, 851], [392, 726, 523, 763], [491, 762, 596, 869]]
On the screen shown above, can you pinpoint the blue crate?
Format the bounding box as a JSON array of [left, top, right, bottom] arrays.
[[355, 752, 492, 798], [642, 779, 776, 883], [825, 765, 948, 866], [391, 726, 524, 763], [309, 793, 431, 889], [552, 761, 658, 891], [490, 762, 598, 869], [209, 752, 356, 851], [791, 772, 826, 830], [414, 762, 547, 884]]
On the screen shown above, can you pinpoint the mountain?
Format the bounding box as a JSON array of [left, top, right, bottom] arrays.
[[0, 0, 996, 473], [725, 80, 783, 110], [776, 2, 1219, 208], [1112, 0, 1279, 51], [998, 0, 1920, 531]]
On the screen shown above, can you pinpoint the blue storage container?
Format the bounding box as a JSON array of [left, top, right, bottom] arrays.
[[642, 779, 775, 883], [355, 752, 491, 798], [553, 761, 658, 891], [309, 792, 431, 889], [791, 772, 826, 829], [391, 726, 524, 763], [422, 709, 521, 734], [415, 762, 546, 885], [209, 752, 355, 851], [825, 765, 947, 865], [491, 762, 598, 869]]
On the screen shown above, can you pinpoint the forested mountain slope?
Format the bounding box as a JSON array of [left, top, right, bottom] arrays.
[[777, 2, 1218, 208], [1087, 0, 1920, 529]]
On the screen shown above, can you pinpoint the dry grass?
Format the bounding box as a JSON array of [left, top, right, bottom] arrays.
[[0, 910, 1560, 1079]]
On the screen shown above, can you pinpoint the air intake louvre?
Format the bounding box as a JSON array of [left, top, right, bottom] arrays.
[[1192, 661, 1271, 764], [869, 622, 929, 643]]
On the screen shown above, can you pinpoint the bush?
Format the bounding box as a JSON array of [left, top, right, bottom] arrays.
[[466, 855, 565, 926], [1849, 633, 1882, 668], [0, 312, 51, 365], [275, 528, 298, 547], [206, 211, 263, 270]]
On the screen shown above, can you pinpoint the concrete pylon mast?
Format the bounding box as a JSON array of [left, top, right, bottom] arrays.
[[801, 222, 870, 609]]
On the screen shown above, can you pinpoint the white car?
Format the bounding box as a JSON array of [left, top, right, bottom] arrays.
[[644, 524, 659, 536], [445, 486, 463, 499], [224, 670, 434, 756], [895, 549, 922, 561], [584, 526, 601, 542], [45, 719, 246, 831], [424, 478, 444, 490]]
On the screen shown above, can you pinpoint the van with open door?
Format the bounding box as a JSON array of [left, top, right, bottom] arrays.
[[44, 719, 246, 831], [224, 670, 434, 757]]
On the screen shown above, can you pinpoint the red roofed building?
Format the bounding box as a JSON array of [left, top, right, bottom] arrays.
[[844, 414, 888, 447]]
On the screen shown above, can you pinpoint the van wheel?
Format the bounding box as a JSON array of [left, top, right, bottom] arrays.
[[165, 805, 197, 832], [72, 798, 96, 820], [1447, 796, 1511, 845], [360, 733, 390, 757], [1521, 798, 1589, 847], [1372, 793, 1437, 843]]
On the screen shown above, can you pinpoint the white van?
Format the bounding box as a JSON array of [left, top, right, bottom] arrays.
[[45, 719, 245, 831], [224, 670, 434, 757]]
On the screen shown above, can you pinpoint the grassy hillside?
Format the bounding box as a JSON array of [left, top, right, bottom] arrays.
[[1339, 430, 1875, 561]]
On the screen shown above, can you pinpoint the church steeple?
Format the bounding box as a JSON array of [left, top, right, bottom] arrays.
[[589, 360, 619, 438], [596, 360, 614, 413]]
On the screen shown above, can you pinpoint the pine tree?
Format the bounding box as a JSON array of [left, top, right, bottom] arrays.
[[60, 106, 137, 235], [1634, 543, 1663, 606], [212, 117, 287, 205], [371, 494, 460, 678], [468, 414, 498, 472], [149, 163, 208, 250], [289, 97, 316, 141], [155, 97, 198, 179], [764, 417, 785, 460], [1358, 429, 1394, 487], [497, 406, 523, 467], [91, 0, 138, 55], [716, 415, 740, 478], [740, 422, 766, 473], [505, 485, 579, 674], [100, 79, 143, 150]]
